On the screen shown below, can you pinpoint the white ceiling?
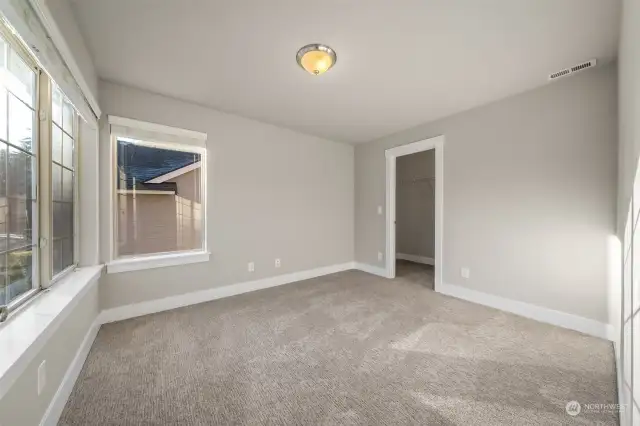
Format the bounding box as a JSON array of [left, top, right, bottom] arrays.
[[69, 0, 620, 144]]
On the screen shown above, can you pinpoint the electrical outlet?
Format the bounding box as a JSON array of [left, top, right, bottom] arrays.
[[461, 267, 470, 279], [377, 206, 383, 215], [378, 252, 383, 262], [38, 360, 46, 396], [275, 258, 281, 268], [248, 262, 255, 272]]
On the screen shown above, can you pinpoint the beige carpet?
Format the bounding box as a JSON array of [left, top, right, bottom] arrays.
[[60, 263, 617, 425]]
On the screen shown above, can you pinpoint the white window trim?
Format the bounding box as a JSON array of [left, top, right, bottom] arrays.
[[106, 116, 209, 273], [0, 265, 102, 400], [106, 250, 209, 274]]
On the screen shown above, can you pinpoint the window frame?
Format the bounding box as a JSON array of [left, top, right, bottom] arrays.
[[43, 80, 79, 287], [106, 116, 208, 274], [0, 20, 83, 318], [0, 23, 41, 313]]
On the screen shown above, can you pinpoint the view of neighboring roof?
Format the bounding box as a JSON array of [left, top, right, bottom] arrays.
[[117, 139, 200, 191]]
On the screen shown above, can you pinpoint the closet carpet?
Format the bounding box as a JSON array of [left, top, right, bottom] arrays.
[[60, 264, 617, 425]]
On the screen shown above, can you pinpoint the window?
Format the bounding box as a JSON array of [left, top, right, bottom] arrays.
[[621, 162, 640, 425], [50, 85, 76, 277], [0, 20, 82, 318], [108, 116, 207, 272], [0, 27, 38, 308]]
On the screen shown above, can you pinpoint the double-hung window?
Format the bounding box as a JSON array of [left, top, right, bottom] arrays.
[[0, 19, 81, 318], [107, 116, 208, 273]]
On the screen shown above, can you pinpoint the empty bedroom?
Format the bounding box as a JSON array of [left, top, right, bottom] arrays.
[[0, 0, 636, 425]]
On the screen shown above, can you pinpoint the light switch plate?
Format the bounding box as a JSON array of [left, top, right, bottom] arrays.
[[377, 206, 383, 215], [461, 267, 470, 279], [248, 262, 255, 272]]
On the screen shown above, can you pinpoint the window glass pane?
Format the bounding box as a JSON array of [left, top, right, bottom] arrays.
[[52, 238, 63, 276], [62, 100, 73, 134], [7, 245, 33, 302], [62, 132, 73, 169], [51, 88, 75, 278], [0, 142, 6, 253], [0, 87, 7, 142], [53, 202, 72, 238], [0, 252, 5, 305], [625, 252, 632, 321], [8, 94, 34, 152], [627, 203, 633, 258], [52, 86, 62, 127], [62, 169, 73, 202], [7, 49, 34, 107], [52, 163, 62, 202], [52, 125, 62, 164], [635, 228, 640, 316], [62, 238, 73, 271], [116, 139, 203, 257], [624, 319, 632, 386], [634, 315, 640, 406]]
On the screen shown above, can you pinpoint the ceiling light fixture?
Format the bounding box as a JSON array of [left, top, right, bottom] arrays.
[[296, 44, 336, 76]]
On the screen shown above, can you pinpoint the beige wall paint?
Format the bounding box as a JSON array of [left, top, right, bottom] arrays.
[[99, 80, 354, 310], [0, 283, 99, 425], [355, 64, 617, 322], [396, 150, 436, 259]]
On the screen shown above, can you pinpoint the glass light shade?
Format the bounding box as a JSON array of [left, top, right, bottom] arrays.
[[296, 44, 336, 75]]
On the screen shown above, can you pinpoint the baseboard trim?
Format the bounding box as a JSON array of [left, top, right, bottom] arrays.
[[438, 282, 613, 341], [40, 318, 101, 426], [354, 262, 388, 278], [99, 262, 355, 324], [396, 253, 435, 266]]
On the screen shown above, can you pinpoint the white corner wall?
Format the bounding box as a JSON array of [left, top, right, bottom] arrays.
[[98, 80, 354, 310], [355, 64, 618, 324]]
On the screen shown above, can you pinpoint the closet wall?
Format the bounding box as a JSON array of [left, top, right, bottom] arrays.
[[396, 150, 436, 260]]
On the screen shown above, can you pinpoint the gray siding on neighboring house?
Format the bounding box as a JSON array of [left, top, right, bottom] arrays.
[[117, 168, 202, 256]]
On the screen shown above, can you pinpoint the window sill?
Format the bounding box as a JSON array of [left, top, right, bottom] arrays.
[[0, 265, 103, 400], [106, 251, 210, 274]]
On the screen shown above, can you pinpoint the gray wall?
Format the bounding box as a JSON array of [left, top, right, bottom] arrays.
[[616, 0, 639, 371], [46, 0, 99, 103], [396, 150, 435, 259], [0, 283, 99, 425], [98, 80, 354, 310], [355, 64, 617, 322]]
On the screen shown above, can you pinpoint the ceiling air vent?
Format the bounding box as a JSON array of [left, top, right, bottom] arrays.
[[548, 59, 597, 81]]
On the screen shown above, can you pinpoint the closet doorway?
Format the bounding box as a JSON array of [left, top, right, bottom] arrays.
[[385, 136, 443, 291]]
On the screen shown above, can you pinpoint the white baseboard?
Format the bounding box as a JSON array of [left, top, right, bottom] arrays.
[[354, 262, 388, 278], [396, 253, 435, 266], [40, 318, 101, 426], [99, 262, 355, 324], [438, 282, 614, 341]]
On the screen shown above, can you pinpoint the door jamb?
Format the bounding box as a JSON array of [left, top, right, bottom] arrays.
[[385, 135, 444, 291]]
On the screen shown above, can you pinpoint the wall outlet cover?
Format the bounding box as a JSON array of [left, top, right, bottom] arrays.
[[248, 262, 255, 272], [461, 268, 470, 279]]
